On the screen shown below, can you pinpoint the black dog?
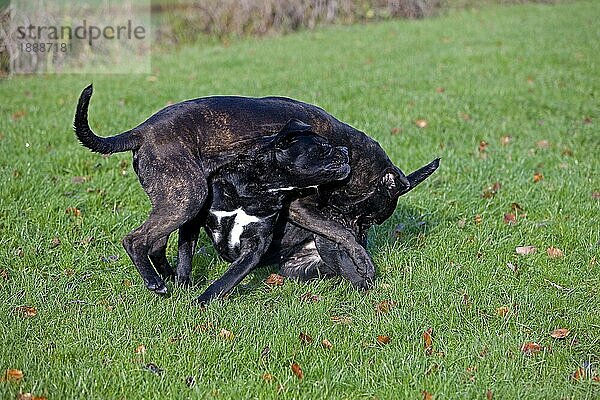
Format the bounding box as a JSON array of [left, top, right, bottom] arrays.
[[74, 85, 439, 295], [194, 120, 349, 303]]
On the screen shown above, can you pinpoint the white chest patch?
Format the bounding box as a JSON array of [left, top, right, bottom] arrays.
[[210, 208, 260, 248]]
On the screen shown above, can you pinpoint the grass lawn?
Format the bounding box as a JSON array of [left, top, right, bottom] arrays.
[[1, 1, 599, 399]]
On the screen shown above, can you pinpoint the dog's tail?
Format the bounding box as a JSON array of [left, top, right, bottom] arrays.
[[74, 84, 140, 154], [399, 157, 440, 196]]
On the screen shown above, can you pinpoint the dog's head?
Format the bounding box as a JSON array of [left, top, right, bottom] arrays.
[[269, 119, 351, 187]]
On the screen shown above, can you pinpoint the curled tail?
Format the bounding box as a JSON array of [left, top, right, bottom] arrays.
[[73, 84, 140, 154]]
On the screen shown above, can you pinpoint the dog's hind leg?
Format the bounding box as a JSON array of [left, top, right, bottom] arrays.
[[148, 235, 175, 280], [123, 156, 207, 295], [175, 215, 203, 286]]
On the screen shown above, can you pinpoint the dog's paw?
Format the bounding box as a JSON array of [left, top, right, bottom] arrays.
[[144, 277, 168, 295], [175, 275, 191, 287]]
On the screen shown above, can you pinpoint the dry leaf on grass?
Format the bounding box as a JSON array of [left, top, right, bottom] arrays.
[[482, 182, 501, 199], [422, 390, 433, 400], [536, 140, 550, 149], [3, 369, 24, 382], [496, 306, 509, 317], [134, 344, 146, 354], [486, 389, 493, 400], [321, 339, 333, 350], [299, 292, 321, 303], [291, 363, 303, 379], [503, 213, 517, 225], [521, 342, 543, 356], [50, 237, 61, 248], [415, 119, 428, 128], [424, 328, 433, 356], [299, 332, 313, 345], [533, 172, 544, 183], [474, 215, 483, 224], [500, 135, 512, 145], [592, 191, 600, 200], [65, 207, 82, 217], [376, 335, 391, 345], [376, 300, 397, 314], [218, 328, 234, 340], [516, 246, 536, 255], [264, 273, 285, 286], [262, 373, 274, 382], [547, 247, 564, 258], [11, 110, 26, 121], [15, 306, 37, 318], [330, 315, 352, 325], [550, 328, 570, 339], [16, 393, 47, 400]]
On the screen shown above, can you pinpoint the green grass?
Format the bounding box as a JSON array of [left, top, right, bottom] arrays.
[[1, 1, 599, 399]]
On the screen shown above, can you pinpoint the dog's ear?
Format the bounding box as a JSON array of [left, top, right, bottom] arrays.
[[273, 119, 313, 148], [380, 169, 410, 198]]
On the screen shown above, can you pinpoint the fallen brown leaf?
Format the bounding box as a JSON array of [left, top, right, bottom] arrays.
[[50, 237, 61, 248], [135, 344, 146, 354], [415, 119, 428, 128], [16, 394, 47, 400], [424, 328, 433, 356], [478, 140, 488, 153], [262, 373, 274, 382], [4, 369, 24, 382], [536, 140, 550, 149], [0, 269, 8, 280], [533, 172, 544, 183], [291, 363, 303, 379], [321, 339, 333, 349], [330, 315, 352, 325], [299, 332, 313, 345], [79, 236, 94, 245], [496, 306, 509, 317], [486, 389, 493, 400], [66, 207, 82, 217], [460, 112, 471, 121], [390, 127, 402, 135], [376, 335, 391, 345], [299, 292, 321, 303], [436, 87, 445, 93], [572, 367, 586, 381], [12, 110, 26, 121], [474, 215, 483, 224], [521, 342, 543, 355], [516, 246, 536, 255], [592, 191, 600, 200], [376, 300, 397, 314], [547, 247, 564, 258], [500, 135, 512, 145], [549, 328, 570, 339], [482, 182, 501, 199], [218, 328, 234, 340], [422, 390, 433, 400], [264, 273, 284, 286], [503, 213, 517, 225], [15, 306, 37, 318]]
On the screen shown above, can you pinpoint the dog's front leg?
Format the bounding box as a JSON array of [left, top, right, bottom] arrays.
[[197, 236, 272, 305], [288, 199, 375, 279], [314, 235, 374, 290]]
